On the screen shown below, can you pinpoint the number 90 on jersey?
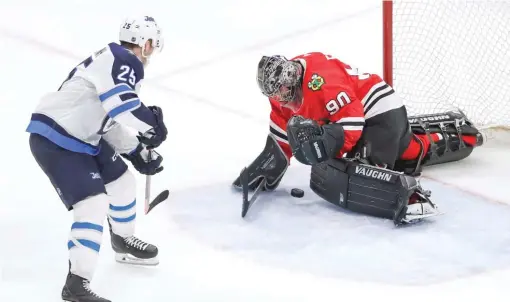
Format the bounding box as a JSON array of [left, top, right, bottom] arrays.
[[326, 91, 351, 115]]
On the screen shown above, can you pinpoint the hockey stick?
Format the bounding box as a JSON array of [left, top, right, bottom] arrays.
[[240, 167, 266, 218], [143, 149, 170, 215], [146, 189, 169, 214], [144, 174, 151, 214]]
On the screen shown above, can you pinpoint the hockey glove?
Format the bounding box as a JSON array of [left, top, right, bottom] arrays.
[[138, 106, 168, 148], [287, 116, 345, 165], [122, 144, 164, 175]]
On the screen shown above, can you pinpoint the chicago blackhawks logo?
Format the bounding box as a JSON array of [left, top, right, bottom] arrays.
[[308, 74, 325, 91]]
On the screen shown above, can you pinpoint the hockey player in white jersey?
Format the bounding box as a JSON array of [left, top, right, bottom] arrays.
[[27, 16, 166, 302]]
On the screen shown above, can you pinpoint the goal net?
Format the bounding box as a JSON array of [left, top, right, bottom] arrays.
[[383, 0, 510, 134]]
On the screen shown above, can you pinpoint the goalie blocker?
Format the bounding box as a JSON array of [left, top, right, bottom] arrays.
[[310, 159, 440, 225], [232, 135, 289, 192]]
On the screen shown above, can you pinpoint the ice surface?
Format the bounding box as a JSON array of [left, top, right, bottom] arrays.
[[1, 0, 509, 301], [168, 163, 510, 286]]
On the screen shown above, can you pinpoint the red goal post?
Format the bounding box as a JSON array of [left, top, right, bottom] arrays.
[[382, 0, 510, 135]]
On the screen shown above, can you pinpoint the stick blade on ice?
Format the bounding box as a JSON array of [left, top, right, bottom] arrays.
[[146, 189, 170, 214]]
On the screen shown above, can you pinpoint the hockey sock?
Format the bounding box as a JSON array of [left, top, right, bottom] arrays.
[[106, 170, 137, 237], [69, 193, 109, 280]]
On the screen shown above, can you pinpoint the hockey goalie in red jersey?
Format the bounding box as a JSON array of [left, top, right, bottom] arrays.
[[233, 52, 484, 225]]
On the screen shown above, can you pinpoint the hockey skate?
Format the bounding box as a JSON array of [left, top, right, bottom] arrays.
[[61, 272, 110, 302], [401, 189, 443, 224], [110, 229, 159, 266]]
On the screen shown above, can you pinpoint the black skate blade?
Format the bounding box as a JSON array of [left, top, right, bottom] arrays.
[[241, 168, 265, 218], [146, 190, 169, 214]]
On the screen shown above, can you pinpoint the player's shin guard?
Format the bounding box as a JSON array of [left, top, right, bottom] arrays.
[[105, 170, 137, 237], [68, 194, 109, 280], [310, 159, 440, 225], [395, 110, 484, 175]]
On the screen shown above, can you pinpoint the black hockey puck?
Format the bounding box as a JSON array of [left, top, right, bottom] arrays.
[[291, 188, 304, 198]]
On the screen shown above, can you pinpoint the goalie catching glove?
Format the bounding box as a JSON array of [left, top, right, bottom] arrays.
[[286, 115, 345, 165]]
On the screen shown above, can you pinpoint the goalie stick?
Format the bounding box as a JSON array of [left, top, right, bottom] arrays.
[[240, 167, 266, 218]]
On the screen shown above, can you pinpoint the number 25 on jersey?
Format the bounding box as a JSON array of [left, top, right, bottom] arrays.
[[117, 65, 136, 86]]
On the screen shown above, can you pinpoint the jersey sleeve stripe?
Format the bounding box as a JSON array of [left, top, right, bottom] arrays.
[[361, 81, 388, 106], [364, 92, 404, 119], [269, 119, 289, 142], [119, 92, 139, 102], [336, 117, 365, 131], [99, 83, 133, 102], [335, 117, 365, 124], [269, 128, 289, 144], [108, 99, 141, 118], [270, 120, 287, 136], [342, 125, 364, 131], [364, 88, 395, 114]]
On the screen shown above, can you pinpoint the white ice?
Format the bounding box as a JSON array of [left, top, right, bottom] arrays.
[[1, 0, 510, 301]]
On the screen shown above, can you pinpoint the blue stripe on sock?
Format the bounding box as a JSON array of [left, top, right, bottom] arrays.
[[67, 239, 101, 252], [109, 213, 136, 223], [109, 200, 136, 211], [71, 222, 103, 232]]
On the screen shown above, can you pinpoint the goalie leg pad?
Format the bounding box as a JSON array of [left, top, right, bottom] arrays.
[[310, 159, 438, 224], [233, 135, 289, 191], [395, 110, 484, 174], [409, 110, 483, 164]]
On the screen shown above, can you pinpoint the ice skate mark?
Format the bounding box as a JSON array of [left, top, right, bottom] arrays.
[[148, 6, 379, 81], [0, 27, 267, 124], [0, 28, 81, 61]]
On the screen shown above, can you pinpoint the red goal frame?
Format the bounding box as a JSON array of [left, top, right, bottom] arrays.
[[382, 0, 393, 87]]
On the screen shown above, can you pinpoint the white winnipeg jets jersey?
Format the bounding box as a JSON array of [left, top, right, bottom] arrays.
[[26, 42, 157, 155]]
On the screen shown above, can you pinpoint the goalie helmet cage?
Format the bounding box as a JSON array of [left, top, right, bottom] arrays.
[[382, 0, 510, 139]]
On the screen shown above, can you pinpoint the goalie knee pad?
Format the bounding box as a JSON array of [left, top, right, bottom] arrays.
[[310, 159, 434, 225], [233, 135, 289, 191], [395, 110, 484, 174]]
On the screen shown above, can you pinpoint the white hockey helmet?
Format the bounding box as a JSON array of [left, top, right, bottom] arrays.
[[119, 16, 164, 57]]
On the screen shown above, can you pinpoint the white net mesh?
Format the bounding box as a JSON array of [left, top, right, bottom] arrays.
[[389, 0, 510, 130]]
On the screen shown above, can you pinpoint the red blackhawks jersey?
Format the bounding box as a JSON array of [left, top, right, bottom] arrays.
[[268, 52, 403, 160]]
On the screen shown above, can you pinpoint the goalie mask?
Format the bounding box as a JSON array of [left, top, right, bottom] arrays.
[[257, 55, 303, 112]]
